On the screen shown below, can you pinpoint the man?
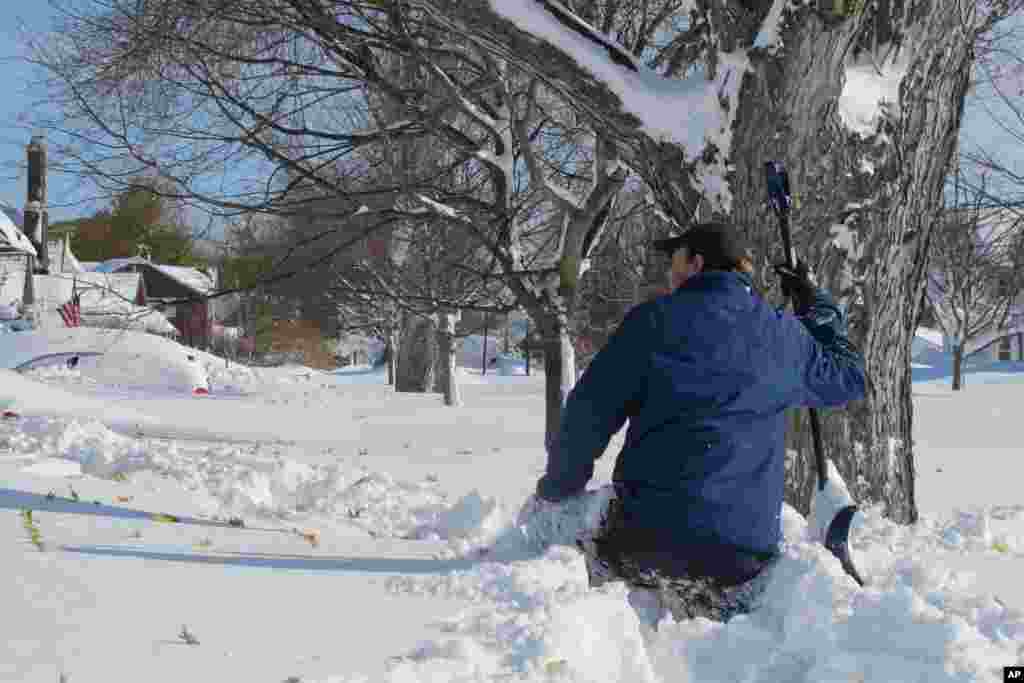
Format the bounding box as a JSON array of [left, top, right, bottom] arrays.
[[535, 221, 866, 622]]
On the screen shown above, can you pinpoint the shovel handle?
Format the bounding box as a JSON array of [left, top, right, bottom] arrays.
[[765, 161, 828, 491]]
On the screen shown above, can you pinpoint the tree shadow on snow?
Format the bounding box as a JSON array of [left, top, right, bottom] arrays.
[[1, 488, 478, 575], [912, 359, 1024, 384], [59, 544, 476, 574], [0, 487, 197, 523]]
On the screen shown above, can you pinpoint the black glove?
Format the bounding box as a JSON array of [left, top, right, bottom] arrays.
[[773, 261, 816, 314]]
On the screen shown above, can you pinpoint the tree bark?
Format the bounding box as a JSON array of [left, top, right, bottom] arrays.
[[396, 315, 438, 393], [706, 7, 976, 525], [434, 311, 462, 407], [534, 309, 578, 451]]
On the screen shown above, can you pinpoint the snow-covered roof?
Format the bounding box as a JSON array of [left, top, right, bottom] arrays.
[[74, 272, 143, 310], [94, 257, 214, 295], [92, 256, 148, 273], [0, 202, 36, 256], [0, 202, 24, 228], [155, 264, 214, 295]]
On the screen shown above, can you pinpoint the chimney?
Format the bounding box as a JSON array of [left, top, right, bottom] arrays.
[[24, 136, 48, 274]]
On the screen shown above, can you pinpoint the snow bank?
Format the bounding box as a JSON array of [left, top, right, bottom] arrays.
[[376, 488, 1024, 683], [0, 369, 160, 433], [0, 327, 209, 392], [0, 412, 509, 547]]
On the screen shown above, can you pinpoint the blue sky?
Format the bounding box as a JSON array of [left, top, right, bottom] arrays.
[[0, 4, 1019, 225], [0, 3, 107, 223]]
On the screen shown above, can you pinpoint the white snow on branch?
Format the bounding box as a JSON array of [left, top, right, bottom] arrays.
[[753, 0, 790, 52], [416, 194, 462, 219], [474, 149, 516, 184], [491, 0, 747, 165]]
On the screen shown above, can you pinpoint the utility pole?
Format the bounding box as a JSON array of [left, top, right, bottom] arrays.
[[24, 136, 48, 274]]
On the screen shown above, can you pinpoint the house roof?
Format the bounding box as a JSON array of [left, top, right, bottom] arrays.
[[154, 264, 214, 295], [0, 203, 36, 256], [91, 256, 148, 273], [93, 257, 214, 295], [74, 272, 143, 311]]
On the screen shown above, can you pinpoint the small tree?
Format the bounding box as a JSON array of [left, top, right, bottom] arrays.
[[55, 180, 200, 265], [927, 171, 1024, 390]]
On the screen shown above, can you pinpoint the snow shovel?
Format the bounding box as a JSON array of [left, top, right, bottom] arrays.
[[765, 160, 865, 587]]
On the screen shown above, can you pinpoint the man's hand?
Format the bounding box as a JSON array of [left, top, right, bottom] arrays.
[[773, 261, 816, 314]]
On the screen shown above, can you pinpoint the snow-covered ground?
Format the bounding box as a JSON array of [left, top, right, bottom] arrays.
[[2, 331, 1024, 682]]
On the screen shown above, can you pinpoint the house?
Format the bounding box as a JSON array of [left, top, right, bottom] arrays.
[[89, 257, 221, 348], [73, 271, 178, 336], [0, 209, 178, 336], [0, 248, 177, 336]]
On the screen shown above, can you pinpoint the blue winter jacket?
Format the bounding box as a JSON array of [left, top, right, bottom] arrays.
[[537, 270, 866, 571]]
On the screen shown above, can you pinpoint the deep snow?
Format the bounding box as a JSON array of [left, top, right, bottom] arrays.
[[3, 331, 1024, 681]]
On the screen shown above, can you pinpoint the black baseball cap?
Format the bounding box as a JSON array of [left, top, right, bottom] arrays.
[[653, 221, 752, 271]]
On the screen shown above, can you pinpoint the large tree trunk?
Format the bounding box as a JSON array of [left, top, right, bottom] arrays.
[[433, 311, 462, 407], [396, 315, 438, 393], [684, 7, 972, 525]]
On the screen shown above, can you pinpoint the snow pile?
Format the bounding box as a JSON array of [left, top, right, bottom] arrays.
[[0, 327, 209, 392], [0, 368, 160, 432], [375, 491, 1024, 683], [0, 413, 507, 546], [486, 487, 616, 559]]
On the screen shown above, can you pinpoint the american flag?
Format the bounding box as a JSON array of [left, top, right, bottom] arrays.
[[58, 286, 81, 328]]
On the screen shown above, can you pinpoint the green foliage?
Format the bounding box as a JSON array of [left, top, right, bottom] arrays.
[[62, 182, 200, 266], [221, 254, 273, 290]]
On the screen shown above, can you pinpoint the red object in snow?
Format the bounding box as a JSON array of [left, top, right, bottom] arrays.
[[2, 410, 19, 419], [193, 387, 210, 396], [58, 290, 82, 328]]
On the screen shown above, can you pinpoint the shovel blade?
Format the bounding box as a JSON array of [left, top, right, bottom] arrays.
[[824, 504, 865, 587]]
